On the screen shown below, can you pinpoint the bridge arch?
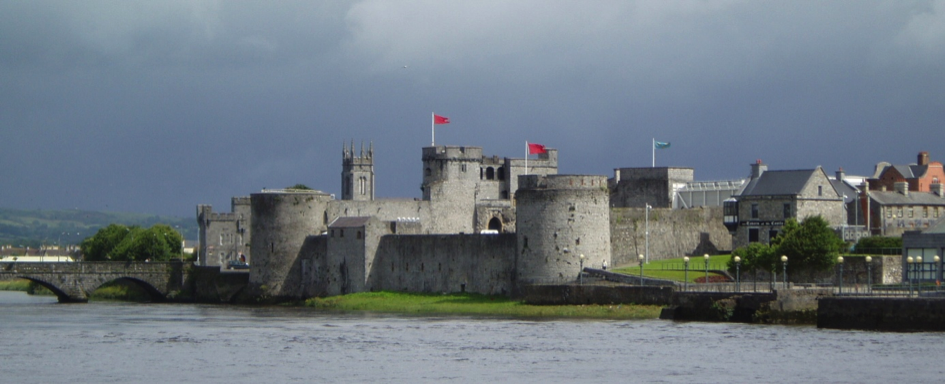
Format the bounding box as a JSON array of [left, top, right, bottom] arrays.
[[15, 276, 77, 303], [94, 277, 167, 302]]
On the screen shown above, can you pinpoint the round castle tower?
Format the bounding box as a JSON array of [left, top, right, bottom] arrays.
[[515, 174, 611, 284], [249, 189, 332, 298]]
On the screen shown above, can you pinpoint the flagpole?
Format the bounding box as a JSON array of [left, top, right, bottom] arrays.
[[525, 141, 528, 175], [652, 138, 655, 167], [431, 113, 435, 146]]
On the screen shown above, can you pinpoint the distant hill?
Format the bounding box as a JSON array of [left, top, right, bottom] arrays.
[[0, 208, 196, 248]]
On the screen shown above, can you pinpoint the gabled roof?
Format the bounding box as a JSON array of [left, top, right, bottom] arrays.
[[830, 179, 858, 203], [328, 216, 372, 228], [740, 169, 818, 197]]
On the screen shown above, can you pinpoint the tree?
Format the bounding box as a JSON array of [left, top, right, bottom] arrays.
[[728, 242, 777, 274], [287, 184, 313, 190], [775, 216, 846, 275], [80, 224, 181, 262]]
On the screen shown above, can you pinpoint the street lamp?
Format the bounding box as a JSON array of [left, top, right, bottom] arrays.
[[734, 256, 741, 292], [638, 254, 645, 284], [936, 256, 941, 292], [916, 256, 923, 295], [683, 256, 690, 291], [645, 204, 652, 264], [838, 256, 845, 295], [704, 254, 710, 285], [579, 254, 585, 285], [781, 255, 788, 289], [865, 256, 872, 294], [907, 256, 914, 296]]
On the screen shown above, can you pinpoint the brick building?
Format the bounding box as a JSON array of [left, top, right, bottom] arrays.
[[866, 151, 945, 193]]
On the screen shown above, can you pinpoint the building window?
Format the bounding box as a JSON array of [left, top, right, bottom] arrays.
[[769, 230, 780, 244], [748, 228, 760, 243], [751, 204, 759, 219], [818, 186, 823, 196], [908, 207, 914, 218], [887, 209, 892, 218], [461, 164, 467, 172], [783, 203, 791, 219], [425, 168, 432, 176], [936, 207, 940, 218], [897, 207, 903, 218], [924, 207, 929, 218]]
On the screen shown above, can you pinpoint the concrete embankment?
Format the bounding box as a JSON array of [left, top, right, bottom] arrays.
[[818, 297, 945, 332]]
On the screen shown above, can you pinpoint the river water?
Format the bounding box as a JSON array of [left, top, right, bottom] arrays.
[[1, 291, 942, 384]]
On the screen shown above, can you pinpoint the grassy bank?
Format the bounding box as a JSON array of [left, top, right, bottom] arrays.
[[305, 291, 662, 319], [88, 282, 151, 302], [0, 279, 31, 291], [613, 254, 731, 282]]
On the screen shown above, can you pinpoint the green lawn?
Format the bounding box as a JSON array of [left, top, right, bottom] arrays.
[[613, 254, 733, 282], [305, 291, 662, 319]]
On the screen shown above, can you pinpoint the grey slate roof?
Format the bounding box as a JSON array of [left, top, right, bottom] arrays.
[[869, 191, 945, 206], [740, 169, 818, 197], [830, 179, 858, 203], [328, 216, 372, 228], [888, 164, 928, 179]]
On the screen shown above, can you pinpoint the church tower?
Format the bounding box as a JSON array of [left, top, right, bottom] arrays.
[[342, 141, 375, 201]]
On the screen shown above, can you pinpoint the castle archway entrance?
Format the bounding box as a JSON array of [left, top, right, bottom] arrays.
[[488, 217, 502, 232]]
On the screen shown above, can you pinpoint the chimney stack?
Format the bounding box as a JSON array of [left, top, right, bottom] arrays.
[[751, 159, 767, 179], [932, 183, 944, 197], [918, 151, 930, 166], [894, 181, 909, 196], [836, 167, 845, 182]]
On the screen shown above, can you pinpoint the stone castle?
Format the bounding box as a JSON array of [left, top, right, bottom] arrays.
[[198, 141, 732, 300]]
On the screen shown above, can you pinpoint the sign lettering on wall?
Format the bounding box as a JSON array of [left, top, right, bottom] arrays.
[[738, 221, 785, 226]]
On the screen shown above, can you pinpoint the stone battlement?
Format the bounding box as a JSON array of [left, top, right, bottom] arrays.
[[518, 174, 607, 190]]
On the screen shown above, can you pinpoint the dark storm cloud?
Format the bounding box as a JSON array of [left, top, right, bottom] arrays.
[[1, 0, 944, 217]]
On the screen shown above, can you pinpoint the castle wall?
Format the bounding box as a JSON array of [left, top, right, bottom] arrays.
[[515, 175, 611, 284], [369, 233, 517, 295], [249, 190, 332, 299], [474, 200, 515, 233], [609, 167, 694, 208], [610, 206, 732, 267], [326, 200, 431, 233]]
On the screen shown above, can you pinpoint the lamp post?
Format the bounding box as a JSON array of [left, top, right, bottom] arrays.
[[865, 256, 872, 294], [579, 254, 585, 285], [703, 254, 710, 285], [645, 204, 652, 264], [907, 256, 914, 296], [683, 256, 690, 291], [837, 256, 845, 295], [781, 255, 788, 289], [734, 256, 741, 292], [936, 255, 941, 293], [638, 254, 645, 284], [916, 256, 923, 295]]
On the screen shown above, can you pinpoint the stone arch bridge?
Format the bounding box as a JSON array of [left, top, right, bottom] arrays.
[[0, 262, 185, 303]]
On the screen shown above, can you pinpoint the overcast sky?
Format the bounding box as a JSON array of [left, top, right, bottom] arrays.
[[2, 0, 944, 217]]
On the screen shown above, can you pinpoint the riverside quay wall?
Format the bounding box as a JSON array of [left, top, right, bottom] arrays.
[[610, 206, 731, 267], [818, 297, 945, 331]]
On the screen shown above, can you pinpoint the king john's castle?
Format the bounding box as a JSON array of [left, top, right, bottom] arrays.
[[198, 141, 733, 300]]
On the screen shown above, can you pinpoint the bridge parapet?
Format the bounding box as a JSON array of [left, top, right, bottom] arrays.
[[0, 262, 185, 303]]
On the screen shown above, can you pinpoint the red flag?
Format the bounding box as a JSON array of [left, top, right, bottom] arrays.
[[528, 143, 547, 154], [434, 114, 450, 124]]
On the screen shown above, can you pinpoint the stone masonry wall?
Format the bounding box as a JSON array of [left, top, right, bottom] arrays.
[[369, 233, 517, 295], [610, 206, 732, 267]]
